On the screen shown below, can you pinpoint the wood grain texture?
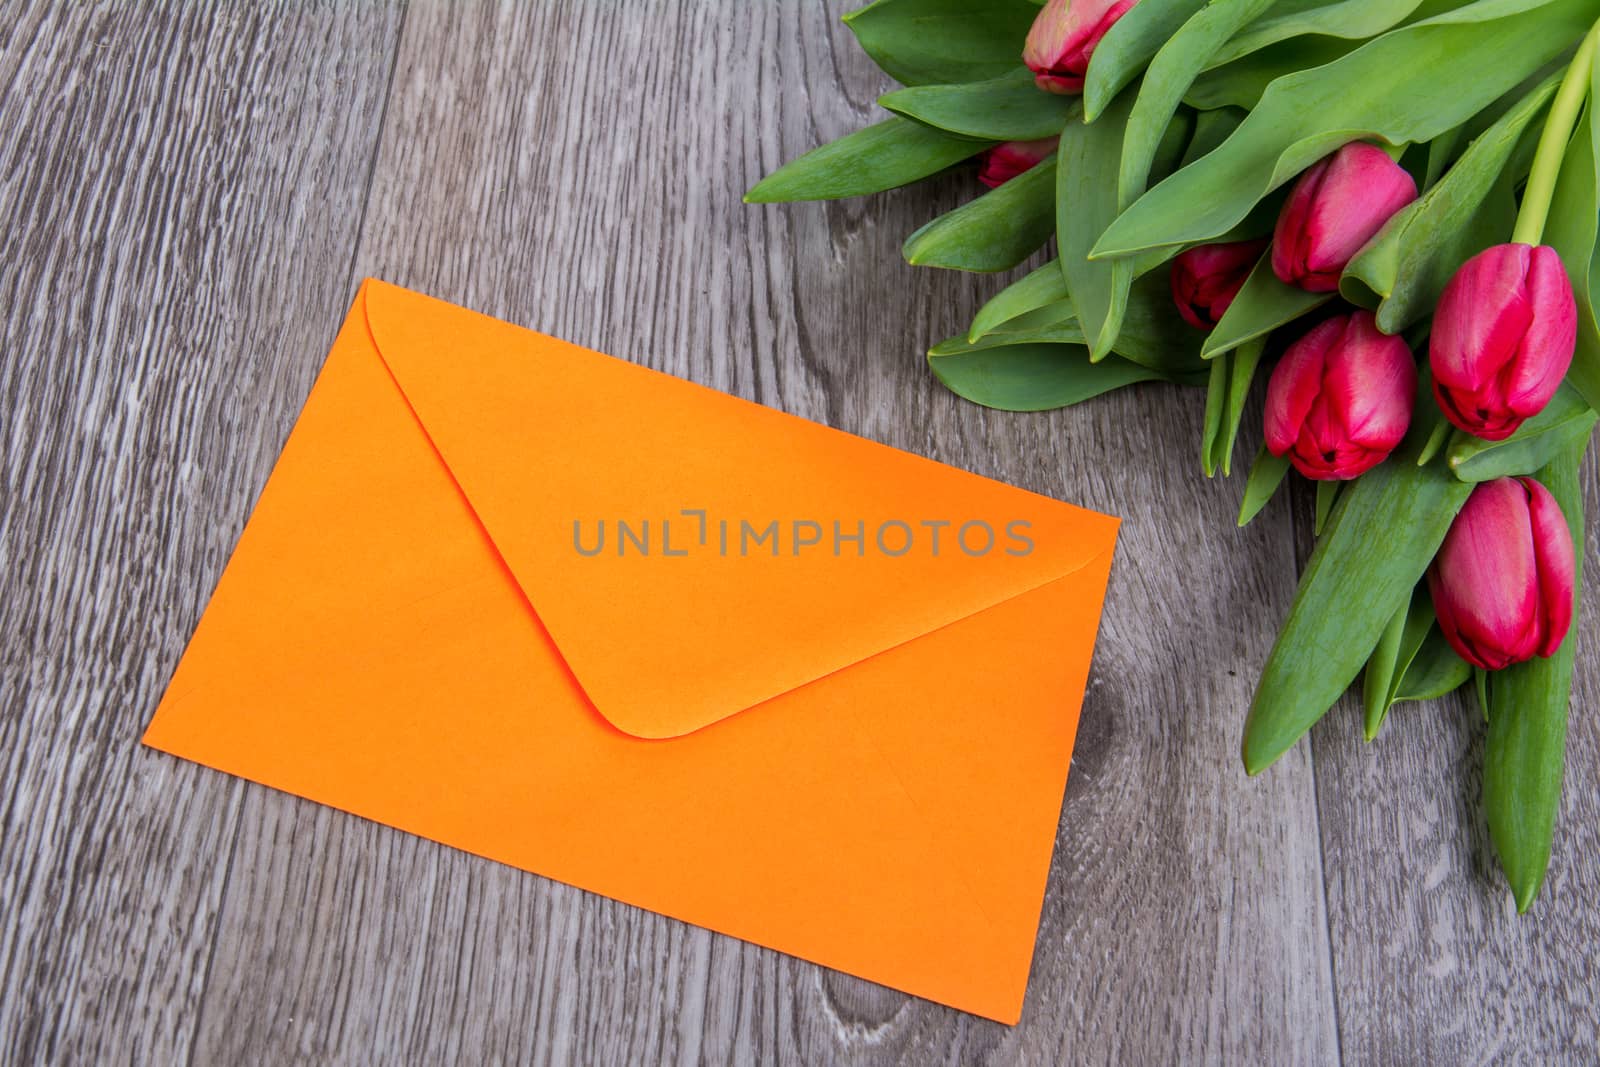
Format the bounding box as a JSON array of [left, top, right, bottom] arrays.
[[2, 0, 1593, 1063], [0, 1, 404, 1063]]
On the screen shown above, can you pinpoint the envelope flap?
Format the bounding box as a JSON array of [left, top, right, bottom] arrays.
[[361, 279, 1119, 738]]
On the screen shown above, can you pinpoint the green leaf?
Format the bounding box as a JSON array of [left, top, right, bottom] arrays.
[[968, 261, 1071, 341], [1181, 107, 1247, 167], [937, 302, 1085, 349], [1095, 0, 1594, 258], [903, 156, 1056, 272], [1057, 87, 1137, 361], [1313, 478, 1340, 536], [746, 117, 993, 203], [842, 0, 1042, 86], [1361, 596, 1411, 739], [1242, 421, 1475, 774], [1105, 272, 1210, 374], [1202, 254, 1332, 360], [927, 342, 1165, 411], [1185, 37, 1365, 112], [1121, 0, 1277, 214], [1341, 72, 1558, 331], [1362, 585, 1470, 739], [1392, 628, 1472, 702], [1082, 0, 1209, 122], [1484, 434, 1588, 912], [880, 68, 1079, 140], [1545, 80, 1600, 411], [1448, 383, 1598, 481], [1207, 0, 1431, 68], [1202, 337, 1265, 476], [1238, 445, 1291, 525]]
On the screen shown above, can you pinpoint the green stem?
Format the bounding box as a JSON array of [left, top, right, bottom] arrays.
[[1512, 19, 1600, 245]]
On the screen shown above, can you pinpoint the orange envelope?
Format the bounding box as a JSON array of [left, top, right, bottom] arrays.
[[144, 279, 1119, 1023]]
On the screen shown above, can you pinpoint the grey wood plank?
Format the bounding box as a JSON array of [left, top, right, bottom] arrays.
[[186, 1, 1339, 1063], [1311, 463, 1600, 1065], [0, 1, 405, 1063]]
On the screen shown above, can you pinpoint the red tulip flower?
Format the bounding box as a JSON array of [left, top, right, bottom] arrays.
[[1264, 310, 1417, 480], [977, 137, 1059, 189], [1428, 476, 1575, 669], [1271, 142, 1418, 292], [1430, 243, 1578, 441], [1023, 0, 1138, 94], [1170, 239, 1268, 329]]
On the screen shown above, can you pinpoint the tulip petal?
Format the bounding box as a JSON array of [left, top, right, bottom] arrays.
[[1298, 143, 1418, 278], [1432, 478, 1541, 667], [1264, 316, 1338, 455], [1271, 158, 1327, 286], [1325, 312, 1416, 449], [1431, 244, 1535, 391], [1522, 476, 1576, 658], [1503, 245, 1578, 416]]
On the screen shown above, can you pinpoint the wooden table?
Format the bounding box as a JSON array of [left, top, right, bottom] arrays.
[[4, 3, 1596, 1063]]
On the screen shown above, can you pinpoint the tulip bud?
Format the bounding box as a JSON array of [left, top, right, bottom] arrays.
[[1023, 0, 1138, 94], [1428, 476, 1575, 670], [1271, 142, 1418, 292], [977, 137, 1060, 189], [1169, 239, 1268, 329], [1429, 243, 1578, 441], [1263, 310, 1416, 480]]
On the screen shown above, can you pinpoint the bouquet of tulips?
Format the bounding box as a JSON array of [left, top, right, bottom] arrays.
[[747, 0, 1600, 910]]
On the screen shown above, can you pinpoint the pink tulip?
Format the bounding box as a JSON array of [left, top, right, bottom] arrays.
[[1170, 239, 1268, 329], [1271, 142, 1417, 292], [1023, 0, 1138, 94], [1430, 243, 1578, 441], [977, 137, 1060, 189], [1264, 310, 1417, 480], [1428, 476, 1575, 670]]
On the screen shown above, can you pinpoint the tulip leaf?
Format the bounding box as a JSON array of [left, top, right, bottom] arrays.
[[903, 156, 1057, 272], [880, 69, 1080, 141], [968, 261, 1071, 341], [1448, 383, 1598, 481], [1361, 583, 1470, 740], [1202, 255, 1332, 360], [1181, 107, 1247, 167], [1484, 433, 1588, 912], [968, 262, 1071, 341], [1392, 628, 1472, 703], [1057, 86, 1137, 361], [1341, 71, 1558, 331], [1120, 0, 1277, 216], [927, 342, 1166, 411], [1108, 272, 1210, 374], [1313, 479, 1340, 536], [1361, 595, 1412, 740], [1094, 0, 1594, 258], [841, 0, 1043, 86], [1545, 83, 1600, 412], [1202, 337, 1265, 476], [1207, 0, 1432, 68], [1238, 445, 1291, 525], [938, 302, 1086, 349], [1242, 421, 1475, 774], [1184, 38, 1359, 112], [1081, 0, 1209, 122], [746, 117, 994, 203], [957, 283, 1208, 376]]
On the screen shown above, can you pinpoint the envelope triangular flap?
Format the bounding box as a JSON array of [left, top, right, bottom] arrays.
[[361, 279, 1118, 738]]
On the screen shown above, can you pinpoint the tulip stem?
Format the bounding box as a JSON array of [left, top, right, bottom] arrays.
[[1512, 18, 1600, 246]]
